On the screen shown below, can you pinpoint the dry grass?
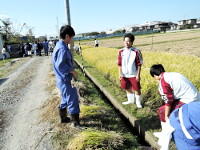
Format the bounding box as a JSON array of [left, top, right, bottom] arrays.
[[66, 129, 124, 150], [80, 29, 200, 57], [41, 70, 140, 150], [139, 38, 200, 56], [0, 58, 30, 78], [41, 72, 60, 124]]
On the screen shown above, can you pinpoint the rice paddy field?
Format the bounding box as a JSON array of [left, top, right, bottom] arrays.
[[76, 28, 200, 115], [81, 29, 200, 56], [73, 29, 200, 149]]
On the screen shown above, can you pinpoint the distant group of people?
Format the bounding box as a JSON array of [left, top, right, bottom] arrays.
[[1, 40, 58, 60], [52, 25, 200, 150], [21, 40, 57, 57]]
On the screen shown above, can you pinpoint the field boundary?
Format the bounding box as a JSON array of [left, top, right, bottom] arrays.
[[74, 58, 160, 149]]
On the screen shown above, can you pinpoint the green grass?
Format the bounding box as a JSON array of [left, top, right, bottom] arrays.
[[45, 68, 142, 150], [74, 47, 200, 150], [67, 129, 125, 150], [0, 59, 12, 67], [74, 54, 160, 131], [74, 54, 179, 149], [0, 59, 15, 78]]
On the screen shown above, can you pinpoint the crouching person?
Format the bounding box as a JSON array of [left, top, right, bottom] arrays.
[[152, 101, 200, 150], [150, 64, 199, 138], [52, 25, 80, 127]]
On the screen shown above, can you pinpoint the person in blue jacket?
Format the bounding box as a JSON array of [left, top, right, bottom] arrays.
[[43, 39, 49, 56], [170, 100, 200, 150], [155, 100, 200, 150], [52, 25, 80, 126]]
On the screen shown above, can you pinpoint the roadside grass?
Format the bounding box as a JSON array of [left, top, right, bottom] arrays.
[[0, 58, 29, 78], [0, 59, 12, 67], [0, 59, 13, 78], [42, 69, 143, 149], [74, 54, 159, 131], [66, 129, 124, 150]]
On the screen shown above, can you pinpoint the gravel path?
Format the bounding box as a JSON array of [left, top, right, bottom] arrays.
[[0, 56, 53, 150]]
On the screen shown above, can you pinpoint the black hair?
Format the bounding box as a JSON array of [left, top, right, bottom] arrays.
[[60, 25, 75, 39], [150, 64, 165, 77], [124, 33, 135, 42]]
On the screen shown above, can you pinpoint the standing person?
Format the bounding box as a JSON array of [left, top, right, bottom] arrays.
[[1, 44, 7, 60], [94, 38, 99, 47], [48, 40, 54, 55], [52, 25, 80, 127], [150, 64, 199, 137], [43, 39, 49, 56], [118, 33, 143, 108], [19, 43, 25, 57], [32, 41, 38, 56], [24, 42, 31, 56], [37, 41, 43, 56]]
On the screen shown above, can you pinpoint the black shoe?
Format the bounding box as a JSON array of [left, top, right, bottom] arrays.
[[59, 107, 71, 123], [70, 114, 80, 127]]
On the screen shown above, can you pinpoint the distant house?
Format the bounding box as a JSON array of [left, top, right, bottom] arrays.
[[139, 24, 148, 31], [153, 22, 175, 32], [186, 19, 197, 25], [178, 20, 187, 26], [137, 21, 176, 32], [194, 18, 200, 28], [125, 25, 140, 32], [197, 18, 200, 24], [170, 23, 178, 30], [177, 19, 199, 29]]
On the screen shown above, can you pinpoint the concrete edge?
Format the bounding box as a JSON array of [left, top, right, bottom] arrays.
[[74, 58, 160, 149]]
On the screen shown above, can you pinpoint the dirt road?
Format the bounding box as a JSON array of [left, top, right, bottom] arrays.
[[0, 56, 53, 150]]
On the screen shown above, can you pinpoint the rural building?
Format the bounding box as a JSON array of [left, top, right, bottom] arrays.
[[194, 18, 200, 28], [137, 21, 176, 32], [153, 22, 175, 32], [177, 19, 199, 29], [125, 25, 140, 32]]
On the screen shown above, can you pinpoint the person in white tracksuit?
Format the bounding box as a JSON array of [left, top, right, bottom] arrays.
[[150, 64, 199, 144], [118, 33, 143, 108]]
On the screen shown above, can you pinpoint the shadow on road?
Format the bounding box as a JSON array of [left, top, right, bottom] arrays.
[[0, 78, 8, 86]]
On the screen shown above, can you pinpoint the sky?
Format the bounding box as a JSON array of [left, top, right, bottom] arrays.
[[0, 0, 200, 37]]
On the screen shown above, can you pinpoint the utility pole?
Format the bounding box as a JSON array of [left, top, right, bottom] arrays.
[[64, 0, 71, 25], [56, 16, 59, 38], [64, 0, 74, 50]]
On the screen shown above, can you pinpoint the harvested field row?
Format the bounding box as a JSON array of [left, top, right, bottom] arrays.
[[79, 29, 200, 57]]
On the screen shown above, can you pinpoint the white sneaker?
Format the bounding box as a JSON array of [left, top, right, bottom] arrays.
[[136, 104, 142, 108], [122, 101, 134, 105], [135, 95, 142, 108]]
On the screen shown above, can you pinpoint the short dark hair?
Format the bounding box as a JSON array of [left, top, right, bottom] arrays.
[[150, 64, 165, 77], [124, 33, 135, 42], [60, 25, 75, 39]]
